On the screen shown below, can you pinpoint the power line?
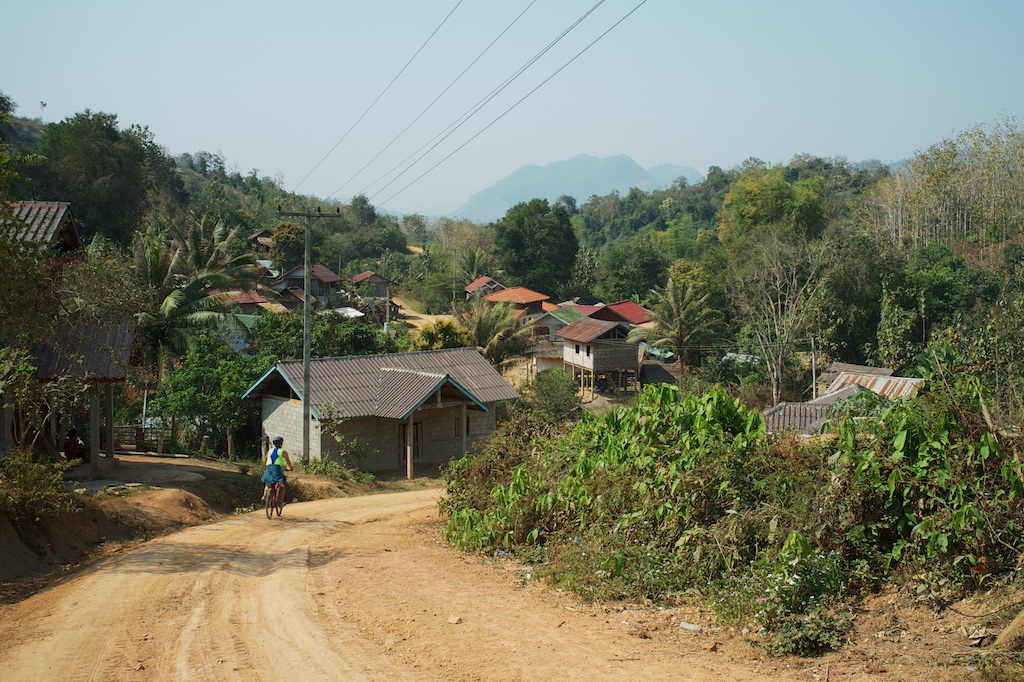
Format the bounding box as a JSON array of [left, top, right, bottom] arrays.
[[290, 0, 465, 194], [327, 0, 540, 201], [362, 0, 611, 204], [376, 0, 649, 209]]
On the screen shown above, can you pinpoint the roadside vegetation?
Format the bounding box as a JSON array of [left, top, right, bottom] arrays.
[[443, 374, 1024, 656]]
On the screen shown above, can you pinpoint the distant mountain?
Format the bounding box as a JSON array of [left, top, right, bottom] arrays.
[[453, 154, 703, 223]]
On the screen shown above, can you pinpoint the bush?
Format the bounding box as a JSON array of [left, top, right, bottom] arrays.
[[0, 456, 81, 520]]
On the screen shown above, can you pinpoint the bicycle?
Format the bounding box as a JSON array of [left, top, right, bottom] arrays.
[[263, 481, 285, 518]]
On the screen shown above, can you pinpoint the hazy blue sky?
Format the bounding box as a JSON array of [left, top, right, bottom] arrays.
[[5, 1, 1024, 215]]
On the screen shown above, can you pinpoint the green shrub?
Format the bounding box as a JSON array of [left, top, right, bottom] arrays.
[[0, 457, 81, 520]]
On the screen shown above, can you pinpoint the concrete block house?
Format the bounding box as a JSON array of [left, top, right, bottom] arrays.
[[241, 348, 519, 476]]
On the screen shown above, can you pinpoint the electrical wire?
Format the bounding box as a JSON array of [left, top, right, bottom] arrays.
[[327, 0, 540, 201], [375, 0, 650, 209], [290, 0, 465, 194], [360, 0, 611, 203]]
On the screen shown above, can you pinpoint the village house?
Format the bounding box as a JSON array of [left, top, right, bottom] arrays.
[[464, 275, 505, 299], [555, 318, 639, 398], [271, 263, 344, 308], [351, 271, 392, 298], [241, 348, 519, 477], [484, 286, 554, 318]]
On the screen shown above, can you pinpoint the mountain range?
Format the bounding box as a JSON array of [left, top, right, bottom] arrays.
[[451, 154, 703, 222]]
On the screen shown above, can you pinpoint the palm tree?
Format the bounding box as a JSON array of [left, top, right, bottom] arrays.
[[464, 295, 534, 369], [627, 277, 722, 366], [130, 222, 251, 385]]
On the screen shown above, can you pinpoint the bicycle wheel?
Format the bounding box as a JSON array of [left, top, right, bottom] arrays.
[[263, 488, 273, 519], [275, 486, 284, 516]]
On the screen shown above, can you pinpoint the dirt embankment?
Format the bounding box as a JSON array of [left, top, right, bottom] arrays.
[[1, 456, 1022, 681]]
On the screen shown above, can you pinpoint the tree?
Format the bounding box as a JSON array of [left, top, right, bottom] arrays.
[[463, 296, 533, 369], [727, 228, 837, 405], [596, 235, 669, 302], [526, 368, 580, 421], [249, 312, 391, 361], [20, 110, 179, 244], [627, 277, 722, 366], [413, 319, 472, 351], [267, 221, 307, 272], [493, 199, 578, 296], [718, 166, 825, 242], [156, 332, 272, 457]]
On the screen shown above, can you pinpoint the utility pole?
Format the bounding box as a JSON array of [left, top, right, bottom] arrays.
[[277, 206, 345, 464]]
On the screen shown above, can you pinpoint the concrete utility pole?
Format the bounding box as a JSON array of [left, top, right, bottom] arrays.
[[276, 207, 344, 463]]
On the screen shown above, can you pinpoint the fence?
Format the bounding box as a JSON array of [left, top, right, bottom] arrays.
[[105, 425, 172, 452]]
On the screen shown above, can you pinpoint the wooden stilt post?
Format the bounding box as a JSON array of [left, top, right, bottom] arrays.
[[104, 384, 114, 460], [406, 414, 414, 480], [89, 387, 100, 478]]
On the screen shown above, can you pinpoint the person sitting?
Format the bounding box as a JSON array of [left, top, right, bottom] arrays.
[[64, 427, 89, 463], [261, 435, 293, 505]]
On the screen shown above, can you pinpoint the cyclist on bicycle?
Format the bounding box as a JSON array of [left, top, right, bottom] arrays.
[[261, 435, 293, 505]]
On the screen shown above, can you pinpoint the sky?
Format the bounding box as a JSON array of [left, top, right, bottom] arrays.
[[4, 1, 1024, 216]]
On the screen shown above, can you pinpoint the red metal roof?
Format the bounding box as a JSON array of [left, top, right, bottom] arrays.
[[606, 300, 653, 324], [5, 201, 82, 250], [562, 303, 603, 316], [464, 276, 505, 293], [484, 286, 549, 304]]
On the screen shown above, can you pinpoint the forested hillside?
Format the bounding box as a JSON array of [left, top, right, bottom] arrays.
[[4, 91, 1024, 441]]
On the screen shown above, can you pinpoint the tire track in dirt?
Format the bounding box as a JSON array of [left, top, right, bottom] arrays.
[[0, 489, 903, 682]]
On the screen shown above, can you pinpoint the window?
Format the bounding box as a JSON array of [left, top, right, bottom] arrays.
[[575, 343, 580, 354], [586, 345, 591, 357]]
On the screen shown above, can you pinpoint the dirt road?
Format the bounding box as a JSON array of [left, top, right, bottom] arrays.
[[0, 489, 986, 681]]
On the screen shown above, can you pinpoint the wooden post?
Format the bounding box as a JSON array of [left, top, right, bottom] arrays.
[[104, 384, 114, 459], [461, 404, 467, 454], [89, 387, 100, 478], [405, 414, 414, 480]]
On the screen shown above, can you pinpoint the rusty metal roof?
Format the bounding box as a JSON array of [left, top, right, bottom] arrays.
[[817, 362, 893, 387], [278, 263, 341, 284], [5, 201, 82, 250], [763, 402, 830, 435], [242, 347, 519, 420], [35, 317, 136, 383], [826, 372, 924, 399], [352, 270, 389, 285], [555, 318, 626, 343]]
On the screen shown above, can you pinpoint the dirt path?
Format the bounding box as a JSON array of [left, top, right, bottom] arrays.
[[392, 296, 455, 335], [0, 488, 995, 681]]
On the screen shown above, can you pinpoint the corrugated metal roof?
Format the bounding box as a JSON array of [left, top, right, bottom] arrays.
[[5, 201, 82, 249], [818, 362, 893, 387], [278, 264, 341, 284], [605, 300, 653, 324], [534, 307, 586, 325], [484, 286, 549, 304], [563, 303, 604, 316], [555, 318, 624, 343], [763, 402, 829, 435], [210, 289, 268, 305], [352, 270, 389, 285], [465, 276, 504, 293], [826, 372, 924, 399], [243, 347, 519, 420], [808, 384, 870, 405], [35, 317, 136, 383]]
